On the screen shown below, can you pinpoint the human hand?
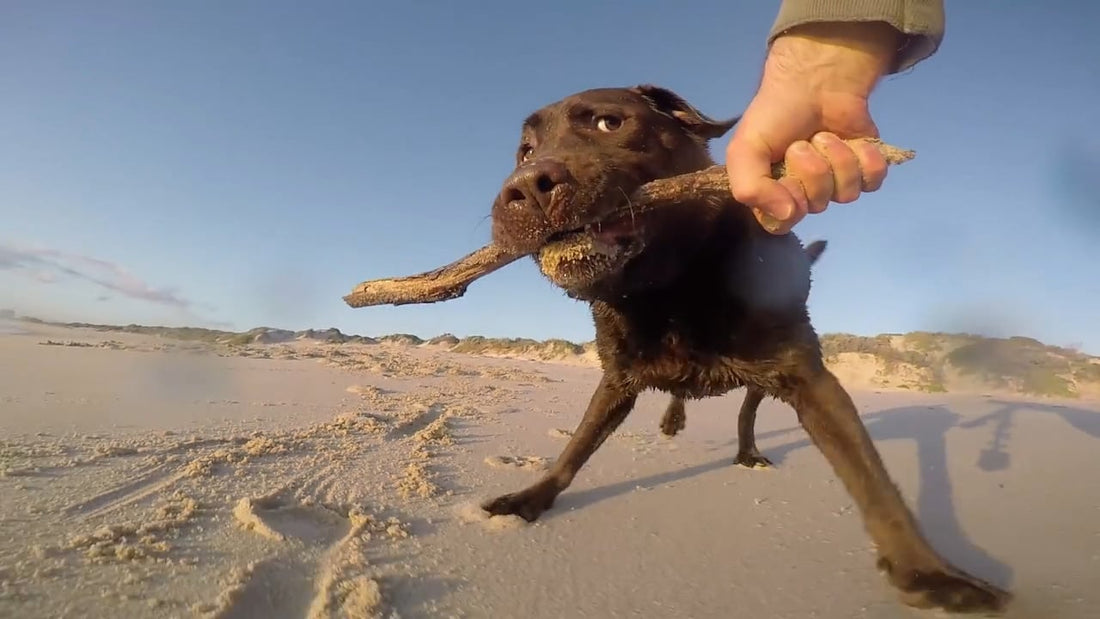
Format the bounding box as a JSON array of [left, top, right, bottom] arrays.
[[726, 21, 903, 234]]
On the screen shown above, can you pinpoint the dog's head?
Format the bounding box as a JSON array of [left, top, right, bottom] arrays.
[[489, 85, 738, 299]]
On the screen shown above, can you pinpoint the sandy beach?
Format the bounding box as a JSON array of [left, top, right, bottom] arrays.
[[2, 321, 1098, 618]]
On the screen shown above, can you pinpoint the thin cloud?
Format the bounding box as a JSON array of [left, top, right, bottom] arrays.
[[33, 270, 59, 284], [0, 242, 192, 309]]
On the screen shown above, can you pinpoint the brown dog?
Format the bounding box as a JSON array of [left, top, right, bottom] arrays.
[[659, 239, 827, 471], [485, 84, 1010, 614]]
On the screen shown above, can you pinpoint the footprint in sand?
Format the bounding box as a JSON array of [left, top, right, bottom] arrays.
[[211, 495, 388, 618], [217, 494, 410, 618], [483, 455, 549, 472], [454, 502, 528, 532], [547, 428, 573, 439], [232, 495, 350, 545], [345, 384, 391, 397]]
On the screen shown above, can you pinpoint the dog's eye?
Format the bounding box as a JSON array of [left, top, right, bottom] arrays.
[[519, 144, 533, 161], [595, 115, 623, 132]]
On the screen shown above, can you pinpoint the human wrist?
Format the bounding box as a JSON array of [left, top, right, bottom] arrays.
[[765, 21, 901, 98]]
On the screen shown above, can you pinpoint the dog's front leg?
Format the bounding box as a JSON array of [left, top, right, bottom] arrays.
[[785, 363, 1011, 613], [482, 373, 638, 522]]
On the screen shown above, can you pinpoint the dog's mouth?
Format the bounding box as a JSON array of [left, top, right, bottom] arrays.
[[544, 214, 640, 246], [535, 212, 645, 289]]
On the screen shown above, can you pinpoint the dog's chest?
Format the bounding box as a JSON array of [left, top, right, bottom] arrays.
[[592, 272, 800, 398], [616, 331, 749, 398]]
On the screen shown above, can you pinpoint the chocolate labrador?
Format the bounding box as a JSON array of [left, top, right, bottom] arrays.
[[485, 84, 1009, 614]]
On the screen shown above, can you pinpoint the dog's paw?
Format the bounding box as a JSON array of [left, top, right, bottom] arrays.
[[659, 411, 685, 437], [878, 557, 1011, 614], [733, 450, 773, 469], [480, 484, 558, 522]]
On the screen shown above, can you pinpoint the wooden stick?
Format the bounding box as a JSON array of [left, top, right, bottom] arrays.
[[343, 243, 516, 308], [636, 138, 916, 233], [343, 138, 914, 308]]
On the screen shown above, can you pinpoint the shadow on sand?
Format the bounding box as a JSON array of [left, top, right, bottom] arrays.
[[957, 398, 1100, 471], [552, 396, 1100, 591]]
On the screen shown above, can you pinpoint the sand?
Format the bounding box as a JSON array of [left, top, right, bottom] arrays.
[[1, 322, 1098, 618]]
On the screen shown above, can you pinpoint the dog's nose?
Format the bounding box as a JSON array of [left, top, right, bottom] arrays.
[[499, 159, 571, 216]]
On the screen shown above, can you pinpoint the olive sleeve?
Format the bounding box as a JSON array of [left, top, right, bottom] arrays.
[[768, 0, 945, 73]]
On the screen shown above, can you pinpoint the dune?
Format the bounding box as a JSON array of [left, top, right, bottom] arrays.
[[1, 319, 1098, 618]]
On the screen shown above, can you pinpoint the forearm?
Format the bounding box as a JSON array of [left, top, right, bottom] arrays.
[[768, 0, 945, 73]]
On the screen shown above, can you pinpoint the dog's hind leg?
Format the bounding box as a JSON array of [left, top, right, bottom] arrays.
[[482, 373, 638, 522], [780, 352, 1010, 613], [732, 385, 771, 468], [659, 395, 686, 437], [661, 386, 772, 470]]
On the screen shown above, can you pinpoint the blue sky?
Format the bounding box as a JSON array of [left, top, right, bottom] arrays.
[[2, 2, 1098, 352]]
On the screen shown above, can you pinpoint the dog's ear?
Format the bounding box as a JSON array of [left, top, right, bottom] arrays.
[[631, 84, 739, 140], [804, 239, 828, 265]]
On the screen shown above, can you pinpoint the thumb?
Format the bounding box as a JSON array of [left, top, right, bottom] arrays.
[[725, 129, 805, 230]]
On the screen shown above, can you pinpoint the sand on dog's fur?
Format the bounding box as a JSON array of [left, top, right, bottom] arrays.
[[1, 321, 1098, 618]]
